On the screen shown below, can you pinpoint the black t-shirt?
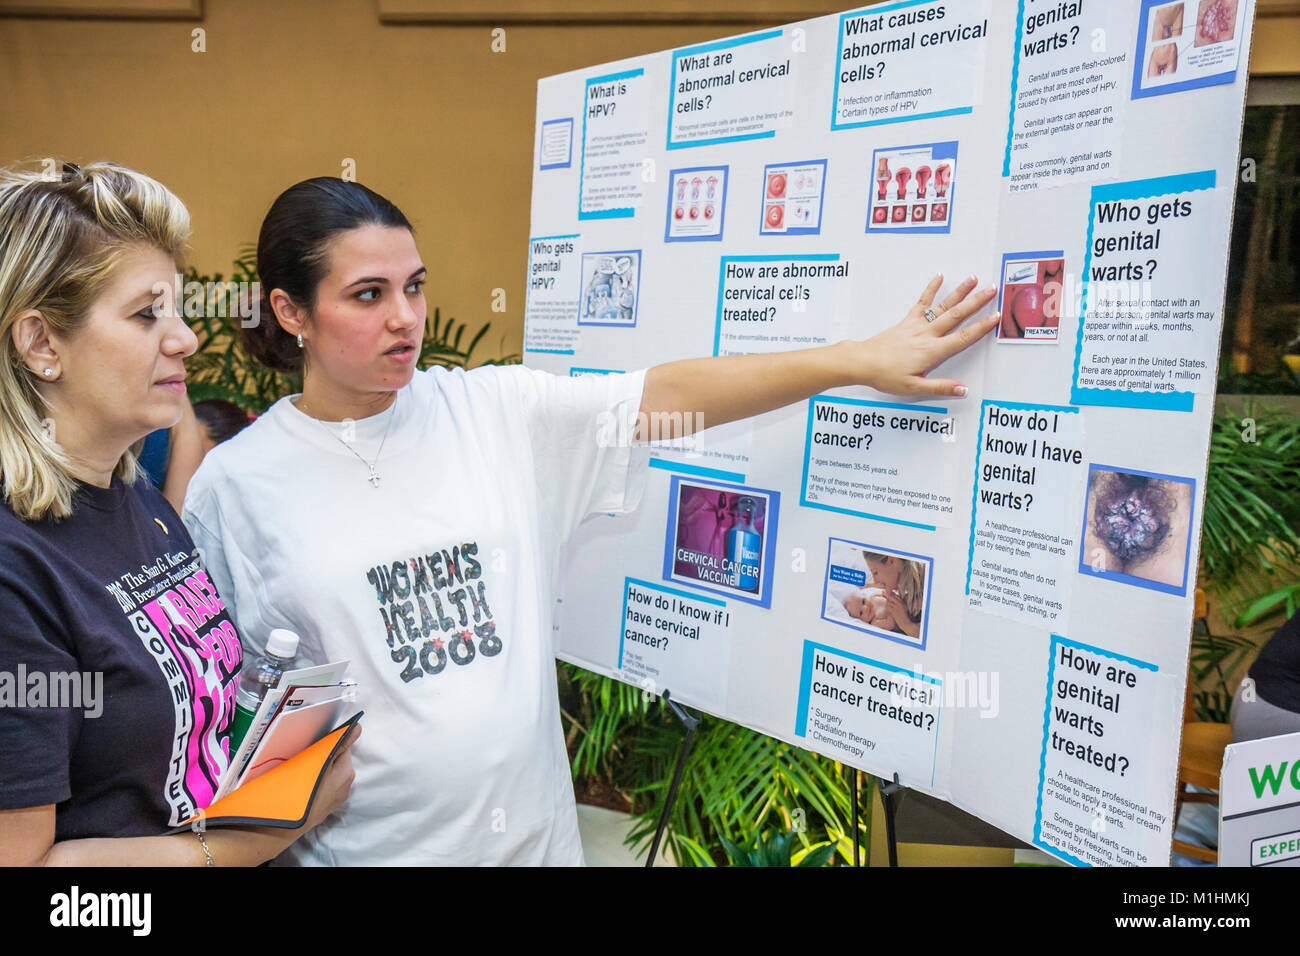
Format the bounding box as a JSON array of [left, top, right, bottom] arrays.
[[0, 476, 243, 840], [1248, 610, 1300, 713]]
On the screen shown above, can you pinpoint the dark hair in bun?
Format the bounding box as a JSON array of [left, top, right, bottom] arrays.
[[244, 177, 413, 373]]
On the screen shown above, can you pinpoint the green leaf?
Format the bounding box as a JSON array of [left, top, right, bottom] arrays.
[[718, 834, 748, 866], [766, 831, 791, 866], [675, 835, 717, 867], [795, 843, 837, 868], [1236, 584, 1300, 627]]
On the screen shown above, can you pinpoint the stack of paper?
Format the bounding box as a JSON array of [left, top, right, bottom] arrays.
[[175, 661, 361, 831]]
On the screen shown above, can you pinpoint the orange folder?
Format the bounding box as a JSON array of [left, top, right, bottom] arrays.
[[173, 712, 362, 831]]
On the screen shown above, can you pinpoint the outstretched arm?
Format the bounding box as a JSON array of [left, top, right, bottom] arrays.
[[637, 275, 998, 440]]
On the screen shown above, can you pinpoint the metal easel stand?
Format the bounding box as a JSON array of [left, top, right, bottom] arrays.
[[848, 770, 896, 866], [645, 689, 699, 868], [879, 772, 904, 867], [851, 768, 862, 866]]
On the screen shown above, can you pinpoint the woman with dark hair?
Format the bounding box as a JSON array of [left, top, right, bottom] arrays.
[[1231, 609, 1300, 743], [182, 176, 998, 865], [192, 399, 251, 452]]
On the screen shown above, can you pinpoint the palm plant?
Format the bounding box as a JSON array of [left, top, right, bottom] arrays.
[[182, 249, 296, 410], [558, 662, 872, 867], [717, 829, 837, 867], [1188, 618, 1258, 723], [1201, 399, 1300, 622], [625, 714, 872, 867], [1193, 399, 1300, 720], [561, 663, 656, 785]]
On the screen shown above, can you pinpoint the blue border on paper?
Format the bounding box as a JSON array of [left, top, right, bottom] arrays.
[[800, 394, 948, 532], [664, 165, 730, 243], [668, 29, 783, 150], [866, 141, 958, 235], [577, 249, 642, 328], [820, 536, 935, 651], [713, 253, 841, 356], [1001, 0, 1030, 177], [539, 117, 574, 170], [661, 474, 780, 608], [794, 640, 941, 787], [1130, 0, 1243, 100], [831, 0, 975, 131], [1033, 633, 1158, 866], [965, 400, 1081, 595], [1077, 463, 1196, 596], [760, 159, 829, 237], [569, 367, 623, 376], [579, 68, 644, 220], [649, 458, 747, 484], [1070, 170, 1216, 411], [523, 232, 581, 355], [618, 576, 725, 670]]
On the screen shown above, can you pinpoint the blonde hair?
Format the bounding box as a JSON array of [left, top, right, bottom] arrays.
[[862, 551, 926, 623], [0, 160, 190, 521]]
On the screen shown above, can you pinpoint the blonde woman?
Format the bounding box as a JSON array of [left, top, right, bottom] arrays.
[[0, 161, 354, 866]]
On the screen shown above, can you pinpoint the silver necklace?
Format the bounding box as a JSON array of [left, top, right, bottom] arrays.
[[297, 397, 396, 488]]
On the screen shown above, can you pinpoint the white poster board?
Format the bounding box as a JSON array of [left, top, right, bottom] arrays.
[[526, 0, 1257, 866]]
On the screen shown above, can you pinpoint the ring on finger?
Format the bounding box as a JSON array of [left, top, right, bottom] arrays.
[[924, 307, 939, 323]]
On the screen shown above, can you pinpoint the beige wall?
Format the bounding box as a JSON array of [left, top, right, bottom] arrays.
[[1, 1, 1297, 361], [0, 1, 747, 360], [1252, 12, 1300, 74]]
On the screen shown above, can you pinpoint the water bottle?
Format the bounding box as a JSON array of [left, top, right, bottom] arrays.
[[229, 628, 300, 752]]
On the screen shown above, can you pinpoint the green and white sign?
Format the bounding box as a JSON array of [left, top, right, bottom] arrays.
[[1220, 730, 1300, 867]]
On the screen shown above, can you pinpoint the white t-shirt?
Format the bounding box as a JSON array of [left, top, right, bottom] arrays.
[[182, 365, 649, 865]]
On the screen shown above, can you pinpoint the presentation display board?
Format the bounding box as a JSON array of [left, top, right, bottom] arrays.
[[525, 0, 1257, 866]]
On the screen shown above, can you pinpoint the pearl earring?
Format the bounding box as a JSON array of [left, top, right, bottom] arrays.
[[297, 332, 303, 348]]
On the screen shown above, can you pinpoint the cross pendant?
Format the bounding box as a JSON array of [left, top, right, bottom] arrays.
[[367, 467, 381, 488]]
